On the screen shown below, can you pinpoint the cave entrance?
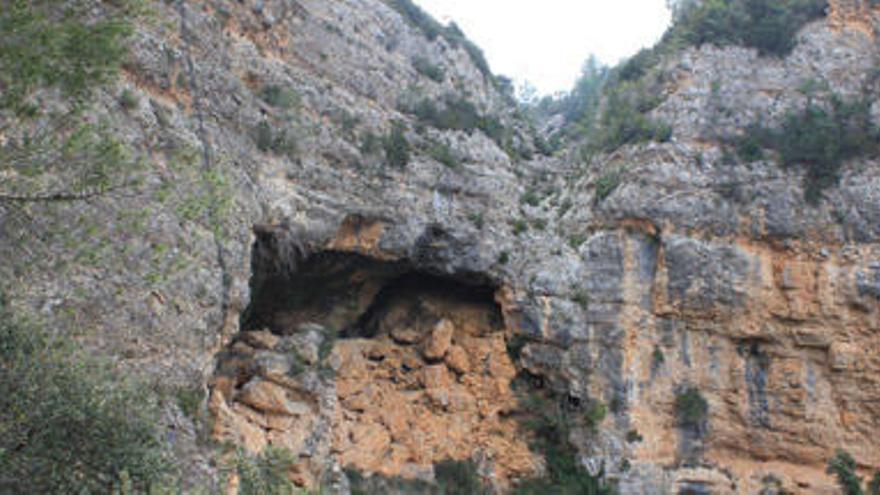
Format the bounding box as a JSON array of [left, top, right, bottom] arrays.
[[210, 231, 538, 488]]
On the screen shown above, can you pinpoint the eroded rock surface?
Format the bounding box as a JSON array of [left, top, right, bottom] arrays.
[[2, 0, 879, 493]]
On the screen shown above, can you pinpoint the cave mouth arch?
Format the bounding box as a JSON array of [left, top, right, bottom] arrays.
[[210, 232, 538, 488], [241, 245, 505, 342]]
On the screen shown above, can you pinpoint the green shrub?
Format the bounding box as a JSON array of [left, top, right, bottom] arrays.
[[384, 122, 411, 168], [386, 0, 491, 77], [360, 131, 382, 155], [469, 212, 484, 229], [594, 170, 622, 204], [733, 129, 765, 162], [512, 219, 528, 236], [405, 95, 507, 146], [652, 346, 666, 367], [497, 251, 510, 265], [119, 88, 140, 111], [626, 430, 644, 443], [671, 0, 826, 57], [827, 450, 866, 495], [513, 388, 616, 495], [584, 400, 607, 431], [0, 117, 142, 198], [675, 386, 709, 429], [347, 460, 490, 495], [584, 82, 672, 155], [434, 460, 490, 494], [412, 56, 445, 82], [409, 96, 480, 132], [259, 85, 300, 110], [0, 0, 145, 114], [871, 473, 880, 495], [572, 292, 588, 310], [255, 121, 299, 157], [234, 447, 298, 495], [175, 384, 205, 420], [427, 141, 460, 169], [619, 0, 827, 86], [521, 189, 541, 207], [0, 300, 173, 493], [740, 97, 879, 202]]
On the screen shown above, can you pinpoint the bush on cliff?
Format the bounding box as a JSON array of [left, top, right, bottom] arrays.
[[513, 384, 617, 494], [675, 386, 709, 430], [384, 122, 411, 168], [619, 0, 827, 85], [0, 0, 146, 115], [0, 299, 173, 493], [827, 450, 880, 495], [737, 96, 879, 202]]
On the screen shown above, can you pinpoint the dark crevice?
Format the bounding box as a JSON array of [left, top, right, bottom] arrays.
[[241, 230, 502, 340], [344, 272, 502, 339]]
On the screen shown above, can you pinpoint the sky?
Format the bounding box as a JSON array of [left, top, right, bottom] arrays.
[[414, 0, 673, 97]]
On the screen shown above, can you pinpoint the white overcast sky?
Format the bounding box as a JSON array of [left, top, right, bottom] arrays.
[[414, 0, 673, 96]]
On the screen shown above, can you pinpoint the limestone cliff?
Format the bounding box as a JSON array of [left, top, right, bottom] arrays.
[[1, 0, 879, 493]]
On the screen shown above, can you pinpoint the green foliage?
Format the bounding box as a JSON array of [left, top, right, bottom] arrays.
[[584, 399, 607, 431], [670, 0, 826, 57], [733, 129, 764, 163], [869, 471, 880, 495], [426, 141, 460, 169], [529, 57, 608, 140], [0, 0, 144, 114], [739, 97, 879, 202], [652, 346, 666, 367], [513, 387, 616, 495], [384, 122, 411, 168], [497, 251, 510, 265], [590, 86, 672, 154], [521, 189, 541, 207], [0, 301, 173, 493], [405, 95, 507, 146], [360, 131, 383, 155], [617, 0, 827, 87], [385, 0, 491, 77], [255, 121, 299, 157], [412, 56, 445, 83], [626, 430, 644, 443], [675, 386, 709, 429], [317, 326, 339, 363], [234, 447, 299, 495], [512, 219, 528, 236], [347, 460, 489, 495], [119, 88, 140, 111], [434, 460, 490, 494], [175, 384, 205, 420], [572, 292, 588, 310], [568, 234, 586, 249], [594, 170, 622, 204], [468, 212, 484, 229], [827, 450, 865, 495], [259, 85, 301, 110], [0, 117, 143, 198], [408, 96, 477, 132], [505, 333, 528, 361]]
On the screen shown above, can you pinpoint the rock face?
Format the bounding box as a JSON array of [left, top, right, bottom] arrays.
[[1, 0, 879, 493]]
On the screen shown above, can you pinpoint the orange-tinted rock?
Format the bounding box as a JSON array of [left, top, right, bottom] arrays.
[[241, 330, 280, 350], [237, 379, 310, 416], [445, 345, 471, 374], [423, 319, 454, 360]]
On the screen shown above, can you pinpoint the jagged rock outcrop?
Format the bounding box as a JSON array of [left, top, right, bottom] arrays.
[[1, 0, 878, 493]]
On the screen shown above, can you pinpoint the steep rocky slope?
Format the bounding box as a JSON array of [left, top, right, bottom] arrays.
[[1, 0, 879, 493]]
